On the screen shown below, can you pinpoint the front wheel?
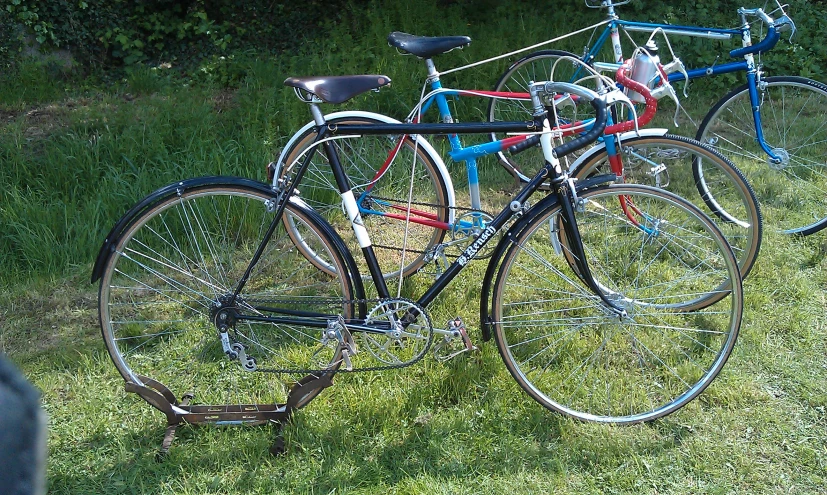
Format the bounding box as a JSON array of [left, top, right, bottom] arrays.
[[98, 181, 358, 410], [491, 184, 743, 424], [696, 76, 827, 235]]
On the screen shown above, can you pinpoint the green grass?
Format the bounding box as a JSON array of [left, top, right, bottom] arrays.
[[3, 228, 827, 493], [2, 0, 827, 492]]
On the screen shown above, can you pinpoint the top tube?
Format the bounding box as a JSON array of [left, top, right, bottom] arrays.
[[616, 19, 740, 37], [328, 119, 540, 137]]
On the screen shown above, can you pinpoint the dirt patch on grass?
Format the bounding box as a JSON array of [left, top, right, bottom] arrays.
[[22, 104, 70, 139], [0, 108, 22, 124], [1, 97, 100, 138], [0, 277, 100, 359], [211, 88, 237, 113]]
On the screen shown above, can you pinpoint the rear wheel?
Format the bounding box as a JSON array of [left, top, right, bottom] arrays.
[[98, 182, 356, 410], [279, 116, 450, 278]]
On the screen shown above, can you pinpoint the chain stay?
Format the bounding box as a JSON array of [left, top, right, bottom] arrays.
[[247, 298, 436, 374]]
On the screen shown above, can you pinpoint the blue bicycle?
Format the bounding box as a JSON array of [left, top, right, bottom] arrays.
[[489, 0, 827, 235], [274, 39, 761, 281]]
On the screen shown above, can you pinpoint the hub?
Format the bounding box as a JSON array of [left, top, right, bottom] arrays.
[[768, 148, 790, 170], [210, 294, 239, 330]]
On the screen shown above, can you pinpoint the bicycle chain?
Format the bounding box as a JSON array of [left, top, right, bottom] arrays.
[[243, 297, 435, 375], [367, 194, 495, 218], [240, 197, 491, 373]]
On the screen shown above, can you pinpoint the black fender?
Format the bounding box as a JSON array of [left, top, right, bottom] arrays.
[[90, 176, 366, 314], [478, 174, 616, 342]]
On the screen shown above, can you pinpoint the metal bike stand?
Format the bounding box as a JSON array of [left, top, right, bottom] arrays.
[[122, 372, 336, 458]]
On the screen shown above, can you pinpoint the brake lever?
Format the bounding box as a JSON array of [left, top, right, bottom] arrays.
[[662, 58, 689, 98], [775, 15, 796, 42], [604, 87, 634, 108], [650, 83, 681, 127], [551, 93, 577, 110], [605, 88, 640, 134]]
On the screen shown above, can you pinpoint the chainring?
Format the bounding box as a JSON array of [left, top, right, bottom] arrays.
[[359, 298, 434, 366]]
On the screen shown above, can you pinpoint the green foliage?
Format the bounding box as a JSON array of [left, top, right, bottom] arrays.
[[0, 3, 21, 66], [1, 0, 353, 67], [2, 0, 826, 91], [0, 58, 67, 106], [191, 54, 250, 88]]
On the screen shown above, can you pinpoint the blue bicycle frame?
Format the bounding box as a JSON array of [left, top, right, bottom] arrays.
[[568, 2, 790, 163], [404, 4, 789, 230]]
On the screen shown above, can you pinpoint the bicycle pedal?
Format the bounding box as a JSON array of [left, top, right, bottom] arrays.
[[433, 318, 478, 362], [452, 317, 477, 351]]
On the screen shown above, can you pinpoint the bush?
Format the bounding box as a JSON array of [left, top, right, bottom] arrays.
[[1, 0, 355, 68]]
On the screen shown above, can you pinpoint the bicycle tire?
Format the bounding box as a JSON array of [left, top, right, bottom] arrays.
[[98, 181, 356, 410], [491, 183, 743, 424], [696, 75, 827, 235], [279, 116, 450, 279], [572, 134, 762, 280], [487, 49, 588, 180]]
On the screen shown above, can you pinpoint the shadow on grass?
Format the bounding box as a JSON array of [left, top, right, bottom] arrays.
[[48, 396, 693, 494], [2, 277, 103, 368], [41, 324, 696, 494]]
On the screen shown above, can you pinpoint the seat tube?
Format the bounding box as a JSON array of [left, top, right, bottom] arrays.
[[466, 158, 482, 214], [426, 59, 482, 216], [313, 104, 392, 298], [606, 2, 623, 63], [426, 60, 460, 133]]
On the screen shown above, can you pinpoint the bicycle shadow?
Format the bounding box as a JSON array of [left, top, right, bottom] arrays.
[[44, 359, 697, 494]]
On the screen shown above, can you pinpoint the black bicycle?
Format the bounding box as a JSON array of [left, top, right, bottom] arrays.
[[92, 75, 744, 443]]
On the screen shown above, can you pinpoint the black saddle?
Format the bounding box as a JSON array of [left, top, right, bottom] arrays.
[[387, 32, 471, 58], [284, 75, 391, 104]]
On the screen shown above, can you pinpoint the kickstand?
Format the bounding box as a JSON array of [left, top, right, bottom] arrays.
[[155, 392, 193, 461]]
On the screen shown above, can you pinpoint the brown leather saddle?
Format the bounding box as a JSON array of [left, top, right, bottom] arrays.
[[284, 75, 391, 104]]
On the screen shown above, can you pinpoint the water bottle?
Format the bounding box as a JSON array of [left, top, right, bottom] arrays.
[[626, 40, 660, 103]]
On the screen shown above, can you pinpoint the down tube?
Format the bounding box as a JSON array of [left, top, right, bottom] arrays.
[[416, 165, 551, 308]]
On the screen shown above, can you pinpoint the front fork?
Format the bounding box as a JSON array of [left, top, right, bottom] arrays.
[[554, 175, 627, 318], [739, 24, 782, 166], [746, 71, 784, 165]]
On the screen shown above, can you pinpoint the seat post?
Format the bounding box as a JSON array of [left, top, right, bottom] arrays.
[[425, 59, 439, 82], [309, 103, 326, 126]]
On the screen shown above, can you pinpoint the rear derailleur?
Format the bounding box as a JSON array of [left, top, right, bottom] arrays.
[[210, 296, 257, 372]]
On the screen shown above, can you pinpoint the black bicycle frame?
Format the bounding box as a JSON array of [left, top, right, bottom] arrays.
[[229, 113, 622, 329]]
